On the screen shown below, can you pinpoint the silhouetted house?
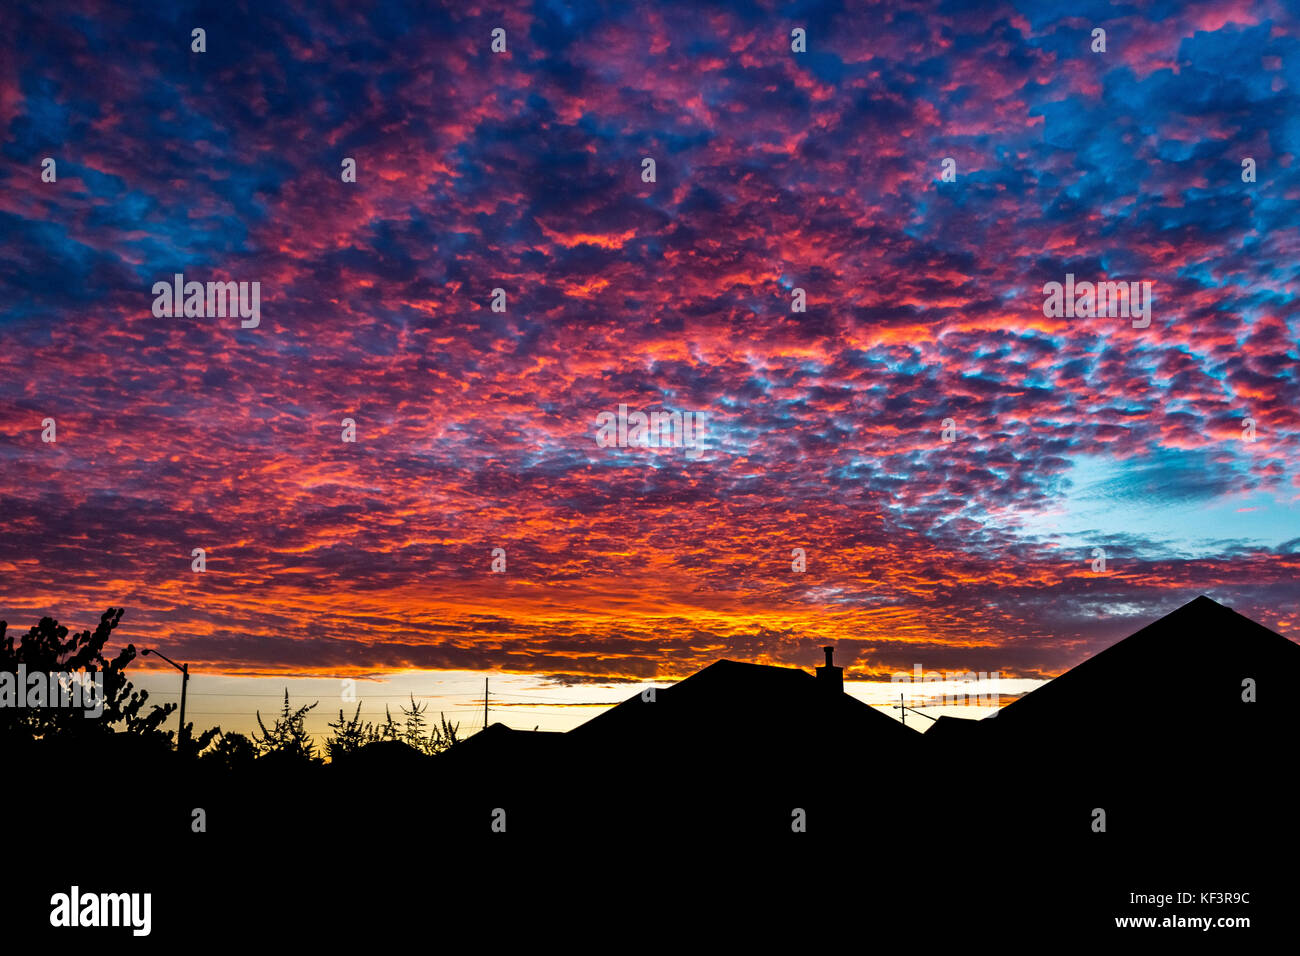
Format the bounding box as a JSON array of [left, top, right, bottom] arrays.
[[815, 645, 843, 692], [430, 722, 564, 798], [338, 738, 430, 770], [924, 713, 989, 744], [1000, 596, 1293, 726], [435, 597, 1297, 825], [440, 648, 918, 803], [566, 648, 917, 778], [440, 722, 562, 764], [542, 647, 917, 832], [946, 594, 1300, 787]]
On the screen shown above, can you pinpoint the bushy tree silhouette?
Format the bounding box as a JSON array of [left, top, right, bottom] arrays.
[[325, 703, 380, 760], [0, 607, 174, 743], [399, 694, 460, 755], [323, 696, 460, 759], [400, 693, 429, 748], [378, 704, 401, 742], [252, 690, 320, 764], [179, 721, 222, 759], [200, 730, 257, 771], [431, 711, 461, 753]]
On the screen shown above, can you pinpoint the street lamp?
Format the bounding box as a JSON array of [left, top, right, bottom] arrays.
[[142, 647, 189, 750]]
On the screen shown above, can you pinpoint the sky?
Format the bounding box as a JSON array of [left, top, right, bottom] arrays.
[[1, 0, 1298, 740]]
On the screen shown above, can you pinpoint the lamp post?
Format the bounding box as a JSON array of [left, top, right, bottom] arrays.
[[143, 647, 189, 750]]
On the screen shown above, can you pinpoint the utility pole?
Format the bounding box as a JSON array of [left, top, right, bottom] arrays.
[[892, 694, 939, 726], [483, 677, 489, 731], [143, 647, 190, 750]]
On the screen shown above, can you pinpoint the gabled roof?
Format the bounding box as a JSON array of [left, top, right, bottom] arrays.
[[439, 721, 562, 762], [569, 657, 918, 747], [991, 594, 1299, 741]]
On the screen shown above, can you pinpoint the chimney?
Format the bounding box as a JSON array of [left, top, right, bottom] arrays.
[[816, 646, 843, 694]]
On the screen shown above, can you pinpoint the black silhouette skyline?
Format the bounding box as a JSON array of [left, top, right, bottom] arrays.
[[5, 594, 1293, 940]]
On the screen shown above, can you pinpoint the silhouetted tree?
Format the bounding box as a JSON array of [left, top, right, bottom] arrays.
[[200, 731, 257, 771], [400, 694, 429, 749], [0, 608, 174, 743], [325, 703, 381, 760], [431, 711, 461, 754], [252, 690, 320, 764], [377, 704, 401, 742], [177, 721, 221, 760], [399, 694, 460, 755]]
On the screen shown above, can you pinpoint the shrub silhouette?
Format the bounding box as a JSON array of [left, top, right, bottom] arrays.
[[252, 690, 321, 764], [324, 696, 460, 759], [177, 722, 221, 760], [325, 703, 381, 760], [378, 704, 401, 742], [399, 694, 460, 755], [200, 730, 257, 771]]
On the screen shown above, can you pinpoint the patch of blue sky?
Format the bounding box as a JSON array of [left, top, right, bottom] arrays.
[[1015, 451, 1300, 556]]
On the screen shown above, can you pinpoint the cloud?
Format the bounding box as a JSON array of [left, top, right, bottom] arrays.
[[1, 0, 1297, 681]]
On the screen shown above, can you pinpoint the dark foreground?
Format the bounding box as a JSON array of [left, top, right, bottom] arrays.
[[5, 727, 1288, 946], [7, 596, 1294, 944]]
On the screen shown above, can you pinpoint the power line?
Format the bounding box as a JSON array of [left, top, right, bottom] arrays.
[[145, 691, 491, 699], [486, 690, 626, 702]]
